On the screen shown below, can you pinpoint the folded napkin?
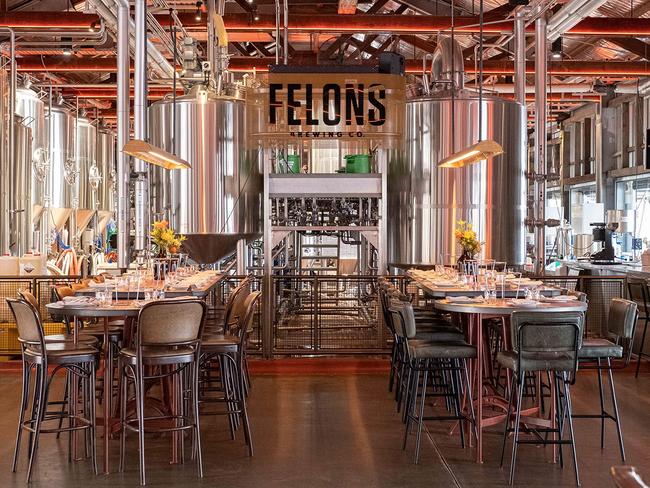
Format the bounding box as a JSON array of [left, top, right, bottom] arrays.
[[542, 295, 578, 302]]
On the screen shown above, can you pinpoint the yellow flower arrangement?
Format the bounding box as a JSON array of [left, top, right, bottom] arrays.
[[151, 220, 185, 256], [455, 220, 481, 257]]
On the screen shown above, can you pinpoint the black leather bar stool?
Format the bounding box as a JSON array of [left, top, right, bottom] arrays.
[[576, 298, 638, 461], [118, 299, 207, 486], [8, 298, 99, 483], [497, 311, 584, 486], [389, 300, 476, 464], [626, 277, 650, 377], [199, 291, 261, 456]]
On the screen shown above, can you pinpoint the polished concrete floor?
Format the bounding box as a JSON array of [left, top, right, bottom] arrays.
[[0, 361, 648, 487]]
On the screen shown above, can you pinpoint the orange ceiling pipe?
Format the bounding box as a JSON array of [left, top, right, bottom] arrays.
[[19, 56, 650, 78], [228, 57, 650, 76], [0, 12, 100, 29], [17, 57, 134, 72], [163, 13, 650, 36]]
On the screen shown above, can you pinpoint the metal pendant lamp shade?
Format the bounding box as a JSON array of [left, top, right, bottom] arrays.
[[438, 0, 504, 169], [438, 139, 504, 168], [122, 139, 191, 170]]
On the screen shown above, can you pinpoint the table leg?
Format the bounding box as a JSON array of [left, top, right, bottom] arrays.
[[103, 317, 111, 474], [476, 313, 484, 464], [72, 316, 78, 461]]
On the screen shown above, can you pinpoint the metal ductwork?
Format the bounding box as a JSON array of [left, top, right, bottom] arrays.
[[547, 0, 609, 42], [431, 37, 464, 91], [90, 0, 174, 79]]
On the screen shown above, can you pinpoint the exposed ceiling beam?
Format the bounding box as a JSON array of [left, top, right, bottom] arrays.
[[321, 0, 389, 59], [605, 37, 650, 60]]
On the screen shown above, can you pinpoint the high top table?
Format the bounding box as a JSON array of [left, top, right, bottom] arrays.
[[433, 298, 588, 463], [46, 300, 141, 474], [45, 299, 196, 474], [407, 272, 562, 299], [74, 271, 224, 300]]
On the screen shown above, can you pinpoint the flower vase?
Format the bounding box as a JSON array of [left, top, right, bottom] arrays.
[[457, 250, 474, 270]]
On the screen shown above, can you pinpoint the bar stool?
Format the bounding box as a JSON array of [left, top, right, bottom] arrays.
[[118, 299, 207, 485], [576, 298, 638, 461], [200, 291, 261, 456], [17, 290, 98, 346], [7, 298, 99, 483], [626, 277, 650, 377], [389, 300, 476, 464], [497, 311, 584, 486]]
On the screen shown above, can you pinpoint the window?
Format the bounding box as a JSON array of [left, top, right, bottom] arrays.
[[615, 176, 650, 253]]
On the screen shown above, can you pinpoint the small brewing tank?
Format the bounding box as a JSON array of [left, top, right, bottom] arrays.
[[148, 85, 262, 263]]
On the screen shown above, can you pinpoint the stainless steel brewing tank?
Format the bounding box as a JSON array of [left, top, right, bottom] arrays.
[[388, 92, 526, 266], [75, 117, 96, 210], [96, 127, 115, 212], [10, 118, 33, 254], [45, 106, 75, 229], [149, 87, 262, 263], [15, 87, 46, 221]]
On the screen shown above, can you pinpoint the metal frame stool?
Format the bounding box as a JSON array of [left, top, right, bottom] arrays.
[[576, 298, 638, 462], [8, 298, 99, 483]]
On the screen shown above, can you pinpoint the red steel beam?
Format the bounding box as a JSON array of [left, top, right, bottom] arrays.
[[159, 13, 650, 37], [0, 11, 100, 28], [18, 56, 650, 78]]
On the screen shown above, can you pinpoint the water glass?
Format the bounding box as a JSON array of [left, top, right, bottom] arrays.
[[95, 290, 105, 304], [144, 289, 153, 301]]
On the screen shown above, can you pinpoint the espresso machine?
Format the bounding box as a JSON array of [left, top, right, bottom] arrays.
[[589, 222, 616, 263]]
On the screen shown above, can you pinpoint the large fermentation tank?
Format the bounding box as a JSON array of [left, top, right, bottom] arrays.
[[46, 105, 75, 230], [75, 116, 96, 210], [388, 91, 526, 266], [96, 126, 115, 212], [10, 117, 33, 254], [0, 68, 9, 253], [95, 126, 116, 234], [14, 86, 46, 244], [149, 85, 262, 263]]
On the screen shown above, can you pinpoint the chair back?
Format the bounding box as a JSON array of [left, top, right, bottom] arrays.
[[388, 300, 417, 340], [627, 277, 649, 317], [608, 298, 638, 341], [563, 290, 588, 302], [137, 299, 207, 347], [510, 311, 584, 376], [17, 290, 39, 310], [6, 298, 45, 350], [224, 278, 251, 331], [54, 285, 75, 300], [232, 291, 262, 344], [223, 276, 250, 329]]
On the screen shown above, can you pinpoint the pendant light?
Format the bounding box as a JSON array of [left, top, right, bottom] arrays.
[[122, 140, 191, 170], [438, 0, 504, 168]]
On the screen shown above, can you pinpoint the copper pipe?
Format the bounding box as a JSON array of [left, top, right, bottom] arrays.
[[0, 11, 100, 28], [158, 13, 650, 37], [18, 55, 650, 78], [226, 57, 650, 76]]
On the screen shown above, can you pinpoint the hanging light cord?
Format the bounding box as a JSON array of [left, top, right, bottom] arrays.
[[478, 0, 483, 143], [451, 0, 456, 152]]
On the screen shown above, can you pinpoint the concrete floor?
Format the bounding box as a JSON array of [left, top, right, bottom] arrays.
[[0, 364, 648, 487]]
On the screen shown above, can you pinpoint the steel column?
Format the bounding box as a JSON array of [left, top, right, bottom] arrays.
[[534, 16, 547, 274], [133, 0, 149, 252], [116, 0, 130, 269]]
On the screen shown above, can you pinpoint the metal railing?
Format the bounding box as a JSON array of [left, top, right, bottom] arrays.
[[0, 275, 82, 355], [267, 274, 399, 355]]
